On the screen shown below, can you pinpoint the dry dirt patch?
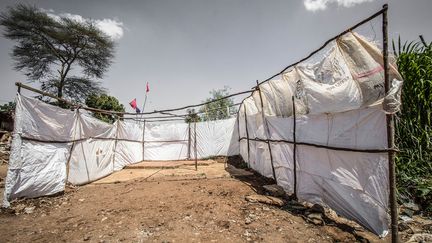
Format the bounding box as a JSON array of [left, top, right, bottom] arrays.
[[0, 160, 385, 242]]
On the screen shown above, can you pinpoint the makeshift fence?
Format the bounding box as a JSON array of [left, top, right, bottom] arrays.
[[5, 4, 402, 242]]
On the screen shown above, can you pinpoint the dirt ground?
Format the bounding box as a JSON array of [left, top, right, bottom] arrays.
[[0, 159, 428, 242]]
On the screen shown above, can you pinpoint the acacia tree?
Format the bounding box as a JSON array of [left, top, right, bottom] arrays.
[[200, 86, 234, 121], [0, 4, 115, 103]]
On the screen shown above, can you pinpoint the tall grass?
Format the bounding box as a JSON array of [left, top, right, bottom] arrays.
[[393, 37, 432, 214]]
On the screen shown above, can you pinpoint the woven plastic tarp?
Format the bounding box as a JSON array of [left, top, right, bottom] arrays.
[[4, 31, 403, 237]]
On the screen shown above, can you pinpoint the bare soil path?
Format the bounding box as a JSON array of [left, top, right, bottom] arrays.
[[0, 160, 386, 243]]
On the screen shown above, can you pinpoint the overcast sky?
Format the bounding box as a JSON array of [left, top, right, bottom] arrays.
[[0, 0, 431, 113]]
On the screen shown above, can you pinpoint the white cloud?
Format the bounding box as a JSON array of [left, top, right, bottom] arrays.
[[95, 19, 124, 40], [43, 9, 124, 40], [304, 0, 373, 12]]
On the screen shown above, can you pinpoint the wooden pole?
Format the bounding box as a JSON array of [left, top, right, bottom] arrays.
[[142, 120, 146, 161], [292, 96, 297, 200], [112, 120, 120, 172], [65, 109, 80, 184], [187, 122, 191, 160], [194, 122, 198, 171], [236, 110, 241, 142], [382, 4, 398, 243], [243, 105, 251, 167], [256, 81, 277, 182]]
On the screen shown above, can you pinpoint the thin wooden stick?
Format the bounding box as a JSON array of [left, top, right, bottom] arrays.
[[292, 96, 297, 199], [112, 120, 120, 172], [65, 109, 80, 184], [243, 105, 251, 167], [142, 120, 146, 161], [194, 122, 198, 171], [187, 122, 191, 159], [382, 4, 398, 243], [238, 137, 397, 153], [256, 80, 277, 182]]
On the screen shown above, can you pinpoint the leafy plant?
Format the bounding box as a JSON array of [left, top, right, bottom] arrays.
[[85, 94, 124, 123], [393, 36, 432, 215], [0, 101, 16, 113], [184, 108, 201, 123], [200, 86, 234, 121]]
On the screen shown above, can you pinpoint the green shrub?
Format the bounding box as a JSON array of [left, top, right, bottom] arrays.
[[393, 37, 432, 215]]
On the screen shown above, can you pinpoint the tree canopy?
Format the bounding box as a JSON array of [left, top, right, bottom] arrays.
[[199, 86, 235, 121], [85, 94, 124, 123], [0, 4, 115, 103], [0, 101, 16, 114], [184, 108, 201, 123]]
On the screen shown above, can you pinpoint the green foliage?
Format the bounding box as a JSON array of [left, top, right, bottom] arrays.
[[0, 4, 115, 103], [393, 36, 432, 214], [200, 86, 234, 121], [85, 94, 124, 123], [184, 108, 201, 123], [0, 101, 16, 113]]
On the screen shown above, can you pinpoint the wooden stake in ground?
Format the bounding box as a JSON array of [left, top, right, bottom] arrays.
[[382, 4, 399, 243], [194, 121, 197, 171]]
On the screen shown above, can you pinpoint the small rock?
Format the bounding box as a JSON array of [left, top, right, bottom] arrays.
[[403, 202, 420, 212], [245, 195, 285, 206], [101, 217, 108, 222], [83, 235, 91, 241], [398, 222, 412, 233], [307, 213, 323, 225], [309, 204, 325, 214], [399, 215, 413, 223], [402, 208, 415, 217], [245, 217, 252, 224], [217, 220, 230, 229], [407, 233, 432, 243], [78, 198, 85, 202], [24, 206, 35, 214], [263, 184, 286, 197]]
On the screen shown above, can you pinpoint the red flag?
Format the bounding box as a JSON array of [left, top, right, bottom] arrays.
[[146, 82, 150, 93], [129, 98, 137, 109]]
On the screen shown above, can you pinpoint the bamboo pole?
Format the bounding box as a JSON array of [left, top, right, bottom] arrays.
[[256, 81, 277, 182], [382, 4, 398, 243]]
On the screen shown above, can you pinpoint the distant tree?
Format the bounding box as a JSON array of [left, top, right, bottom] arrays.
[[0, 101, 16, 113], [200, 86, 234, 121], [184, 108, 201, 123], [0, 4, 115, 104], [85, 94, 124, 123]]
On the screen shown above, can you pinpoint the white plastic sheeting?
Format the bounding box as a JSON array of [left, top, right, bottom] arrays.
[[237, 32, 403, 236], [4, 94, 239, 206], [4, 31, 402, 237]]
